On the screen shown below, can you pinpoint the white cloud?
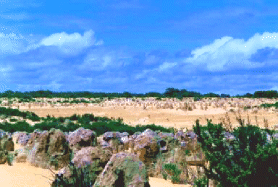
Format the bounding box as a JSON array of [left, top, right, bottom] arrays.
[[158, 62, 177, 72], [185, 32, 278, 71], [134, 61, 178, 80], [40, 30, 102, 55]]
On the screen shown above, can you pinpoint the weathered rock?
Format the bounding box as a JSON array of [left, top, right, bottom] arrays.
[[94, 152, 150, 187], [3, 137, 14, 151], [133, 133, 160, 175], [53, 146, 112, 187], [131, 132, 141, 140], [142, 129, 158, 137], [103, 131, 122, 141], [158, 132, 174, 139], [72, 146, 112, 168], [0, 150, 7, 164], [174, 130, 186, 141], [186, 131, 197, 139], [48, 129, 71, 169], [13, 132, 30, 146], [120, 136, 130, 150], [68, 127, 97, 152], [27, 129, 70, 169], [27, 130, 49, 168], [25, 130, 42, 150]]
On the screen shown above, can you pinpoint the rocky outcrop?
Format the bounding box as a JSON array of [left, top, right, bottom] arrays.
[[27, 129, 70, 169], [13, 132, 30, 146], [72, 146, 112, 168], [94, 152, 150, 187], [0, 131, 14, 165], [68, 127, 97, 153]]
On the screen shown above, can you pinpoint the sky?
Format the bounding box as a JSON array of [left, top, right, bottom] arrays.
[[1, 0, 278, 95]]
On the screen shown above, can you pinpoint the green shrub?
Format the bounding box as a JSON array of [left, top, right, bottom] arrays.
[[7, 152, 14, 166], [51, 161, 102, 187], [162, 163, 182, 184], [194, 176, 208, 187], [9, 118, 18, 122], [162, 172, 168, 180], [193, 119, 278, 187], [260, 102, 278, 109]]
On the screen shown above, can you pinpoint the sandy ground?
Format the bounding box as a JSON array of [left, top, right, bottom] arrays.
[[0, 162, 192, 187], [0, 163, 56, 187], [20, 105, 278, 130]]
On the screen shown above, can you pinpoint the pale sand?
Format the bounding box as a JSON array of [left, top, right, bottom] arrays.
[[0, 162, 192, 187], [0, 163, 56, 187], [21, 106, 278, 130]]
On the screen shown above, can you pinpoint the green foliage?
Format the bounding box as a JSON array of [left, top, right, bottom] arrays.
[[1, 88, 278, 99], [162, 163, 182, 184], [0, 108, 174, 135], [162, 172, 168, 180], [260, 101, 278, 109], [194, 176, 208, 187], [52, 161, 102, 187], [9, 118, 18, 122], [0, 121, 34, 133], [193, 120, 278, 187], [7, 152, 14, 166], [0, 107, 40, 121]]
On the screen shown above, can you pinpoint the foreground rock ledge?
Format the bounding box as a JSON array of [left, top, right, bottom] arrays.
[[94, 152, 150, 187]]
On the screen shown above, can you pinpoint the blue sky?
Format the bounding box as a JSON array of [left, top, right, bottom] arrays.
[[1, 0, 278, 95]]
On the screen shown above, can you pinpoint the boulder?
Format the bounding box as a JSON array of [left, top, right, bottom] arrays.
[[100, 132, 126, 153], [158, 132, 174, 139], [103, 132, 121, 141], [27, 129, 70, 169], [72, 146, 112, 168], [142, 129, 158, 137], [25, 130, 42, 150], [186, 131, 197, 139], [68, 127, 97, 152], [3, 137, 14, 151], [52, 146, 112, 187], [94, 152, 150, 187], [133, 133, 160, 175], [174, 130, 187, 141], [48, 129, 71, 169], [14, 132, 30, 146], [0, 150, 7, 164]]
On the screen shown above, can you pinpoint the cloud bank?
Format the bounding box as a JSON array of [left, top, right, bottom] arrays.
[[185, 32, 278, 71]]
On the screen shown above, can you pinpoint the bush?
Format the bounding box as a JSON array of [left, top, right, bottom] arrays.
[[162, 163, 182, 184], [260, 102, 278, 109], [194, 176, 208, 187], [193, 120, 278, 187], [7, 152, 14, 166], [51, 161, 102, 187]]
